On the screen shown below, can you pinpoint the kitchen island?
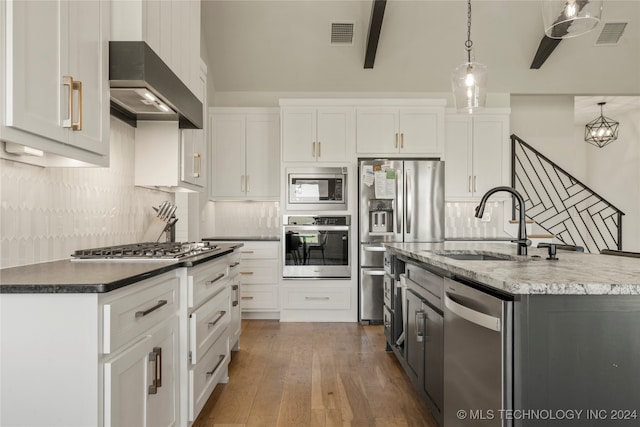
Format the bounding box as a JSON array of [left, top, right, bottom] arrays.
[[384, 242, 640, 427]]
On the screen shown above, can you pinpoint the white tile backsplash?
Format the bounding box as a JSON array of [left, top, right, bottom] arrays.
[[445, 201, 510, 239], [209, 201, 281, 238], [0, 118, 173, 268]]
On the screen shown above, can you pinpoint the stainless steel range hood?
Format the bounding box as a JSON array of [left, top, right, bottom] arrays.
[[109, 41, 203, 129]]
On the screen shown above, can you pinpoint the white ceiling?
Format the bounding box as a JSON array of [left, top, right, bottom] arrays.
[[201, 0, 640, 96]]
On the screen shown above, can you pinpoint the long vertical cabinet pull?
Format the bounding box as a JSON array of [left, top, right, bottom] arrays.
[[246, 175, 250, 192], [473, 176, 478, 193], [62, 76, 74, 129], [468, 176, 472, 193], [193, 152, 202, 178], [401, 133, 404, 149], [72, 80, 82, 131], [415, 310, 425, 342], [312, 141, 316, 158], [148, 347, 162, 395], [406, 170, 412, 234], [232, 284, 239, 307], [395, 133, 399, 148], [317, 142, 321, 158], [241, 175, 246, 193], [396, 170, 403, 234]]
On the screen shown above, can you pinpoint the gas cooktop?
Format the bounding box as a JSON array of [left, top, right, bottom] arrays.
[[70, 242, 219, 261]]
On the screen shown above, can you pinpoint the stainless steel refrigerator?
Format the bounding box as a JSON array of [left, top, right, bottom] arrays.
[[359, 159, 444, 323]]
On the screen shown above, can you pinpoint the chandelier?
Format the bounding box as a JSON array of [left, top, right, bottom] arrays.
[[451, 0, 487, 113], [584, 102, 619, 148]]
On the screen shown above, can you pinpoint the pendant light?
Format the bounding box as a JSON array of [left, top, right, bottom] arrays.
[[584, 102, 619, 148], [542, 0, 603, 39], [451, 0, 487, 114]]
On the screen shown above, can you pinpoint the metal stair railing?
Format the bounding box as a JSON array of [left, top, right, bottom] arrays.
[[511, 134, 624, 253]]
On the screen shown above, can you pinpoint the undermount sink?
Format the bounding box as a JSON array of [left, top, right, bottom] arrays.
[[433, 251, 518, 261]]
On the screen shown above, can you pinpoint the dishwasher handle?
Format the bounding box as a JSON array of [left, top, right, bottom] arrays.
[[445, 293, 501, 332]]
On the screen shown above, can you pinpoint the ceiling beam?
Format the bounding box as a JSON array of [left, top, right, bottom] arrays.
[[364, 0, 386, 69], [530, 36, 562, 69]]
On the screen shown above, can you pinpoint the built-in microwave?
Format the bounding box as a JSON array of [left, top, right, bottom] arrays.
[[286, 167, 347, 211]]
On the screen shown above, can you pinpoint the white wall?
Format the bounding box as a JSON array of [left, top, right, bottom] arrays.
[[0, 118, 173, 268]]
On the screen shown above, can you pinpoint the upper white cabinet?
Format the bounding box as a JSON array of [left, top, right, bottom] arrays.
[[281, 105, 355, 163], [111, 0, 201, 99], [444, 111, 510, 199], [210, 108, 280, 200], [0, 0, 110, 167], [356, 102, 445, 156], [135, 61, 207, 192]]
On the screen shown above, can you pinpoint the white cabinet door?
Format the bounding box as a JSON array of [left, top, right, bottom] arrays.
[[356, 107, 398, 154], [211, 114, 247, 198], [66, 0, 109, 155], [398, 108, 441, 155], [282, 107, 317, 162], [181, 65, 207, 188], [444, 113, 509, 199], [2, 0, 109, 164], [104, 318, 179, 427], [471, 115, 509, 196], [315, 107, 353, 162], [245, 113, 280, 198], [445, 115, 473, 198]]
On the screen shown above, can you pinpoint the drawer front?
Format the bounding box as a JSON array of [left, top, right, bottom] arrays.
[[383, 274, 393, 310], [188, 258, 229, 309], [189, 333, 229, 421], [240, 284, 279, 310], [237, 260, 278, 284], [102, 273, 179, 354], [237, 241, 279, 259], [281, 287, 351, 310], [189, 286, 230, 364]]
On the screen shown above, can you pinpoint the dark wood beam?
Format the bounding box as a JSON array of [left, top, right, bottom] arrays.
[[530, 36, 562, 69], [364, 0, 386, 69]]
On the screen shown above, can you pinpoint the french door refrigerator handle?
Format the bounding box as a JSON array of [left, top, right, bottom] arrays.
[[396, 169, 403, 234], [406, 170, 412, 234], [444, 293, 502, 332]]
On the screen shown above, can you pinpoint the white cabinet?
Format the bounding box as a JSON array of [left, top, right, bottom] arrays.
[[444, 112, 510, 199], [356, 106, 444, 156], [104, 318, 179, 427], [210, 108, 280, 200], [135, 61, 207, 192], [0, 0, 110, 167], [228, 252, 242, 350], [102, 271, 181, 427], [111, 0, 201, 100], [281, 106, 355, 163]]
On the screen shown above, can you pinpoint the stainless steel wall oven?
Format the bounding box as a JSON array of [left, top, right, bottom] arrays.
[[283, 215, 351, 279]]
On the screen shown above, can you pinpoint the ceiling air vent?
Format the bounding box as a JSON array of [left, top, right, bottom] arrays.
[[330, 22, 354, 45], [595, 22, 628, 45]]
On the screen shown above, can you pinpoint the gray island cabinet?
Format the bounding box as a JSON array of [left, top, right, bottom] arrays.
[[384, 242, 640, 427]]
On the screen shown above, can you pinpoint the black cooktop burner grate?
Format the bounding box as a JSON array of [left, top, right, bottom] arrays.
[[71, 242, 218, 260]]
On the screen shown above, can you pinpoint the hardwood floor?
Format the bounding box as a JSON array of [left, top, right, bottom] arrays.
[[193, 320, 438, 427]]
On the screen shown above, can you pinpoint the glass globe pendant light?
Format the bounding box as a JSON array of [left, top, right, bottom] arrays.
[[542, 0, 603, 39], [451, 0, 487, 114]]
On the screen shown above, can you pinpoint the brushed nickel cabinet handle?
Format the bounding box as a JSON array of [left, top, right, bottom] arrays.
[[468, 176, 472, 193], [207, 310, 227, 328], [474, 176, 478, 193], [239, 271, 254, 275], [193, 152, 201, 178], [241, 296, 254, 300], [240, 250, 254, 254], [395, 132, 398, 148], [135, 300, 167, 318], [400, 132, 404, 149], [205, 272, 226, 285], [312, 141, 316, 158], [247, 175, 250, 192], [241, 175, 245, 192], [318, 141, 321, 158], [148, 347, 162, 394], [305, 296, 330, 300], [230, 262, 240, 268], [232, 284, 239, 306], [206, 355, 226, 376]]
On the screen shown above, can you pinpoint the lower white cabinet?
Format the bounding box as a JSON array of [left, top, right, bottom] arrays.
[[234, 241, 280, 318], [228, 251, 242, 350], [104, 317, 180, 427]]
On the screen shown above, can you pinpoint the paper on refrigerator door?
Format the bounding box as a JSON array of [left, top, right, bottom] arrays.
[[362, 165, 375, 186], [374, 169, 396, 199]]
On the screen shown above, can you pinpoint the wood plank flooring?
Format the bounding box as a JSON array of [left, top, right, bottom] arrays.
[[193, 320, 438, 427]]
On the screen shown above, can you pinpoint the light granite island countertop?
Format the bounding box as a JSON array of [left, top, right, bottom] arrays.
[[384, 241, 640, 295]]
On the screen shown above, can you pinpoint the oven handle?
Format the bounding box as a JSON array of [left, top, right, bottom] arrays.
[[284, 225, 349, 232]]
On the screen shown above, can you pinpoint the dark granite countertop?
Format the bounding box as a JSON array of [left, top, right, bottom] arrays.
[[0, 243, 242, 294], [203, 236, 280, 242]]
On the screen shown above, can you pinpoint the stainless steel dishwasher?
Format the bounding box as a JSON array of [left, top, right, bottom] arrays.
[[444, 277, 513, 427]]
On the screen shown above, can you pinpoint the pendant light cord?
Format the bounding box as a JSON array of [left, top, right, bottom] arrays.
[[465, 0, 473, 63]]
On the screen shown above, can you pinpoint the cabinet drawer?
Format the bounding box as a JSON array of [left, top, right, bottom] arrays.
[[188, 258, 229, 308], [240, 284, 279, 310], [189, 286, 230, 364], [189, 333, 229, 421], [281, 287, 351, 310], [237, 242, 279, 259], [237, 260, 278, 284], [102, 273, 179, 354]]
